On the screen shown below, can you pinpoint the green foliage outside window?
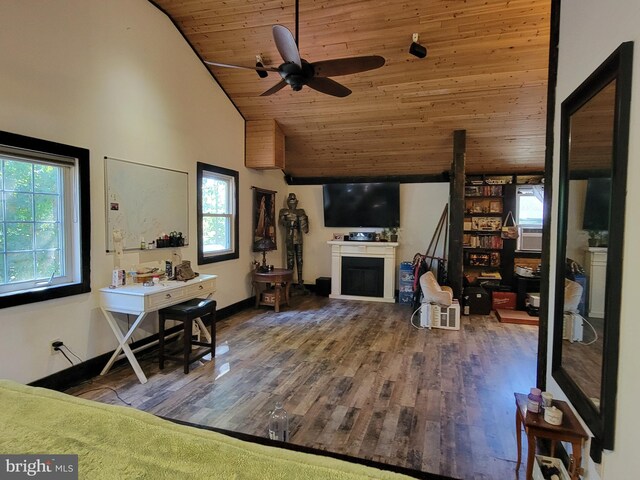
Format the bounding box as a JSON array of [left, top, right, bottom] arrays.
[[1, 159, 62, 284], [202, 175, 231, 253]]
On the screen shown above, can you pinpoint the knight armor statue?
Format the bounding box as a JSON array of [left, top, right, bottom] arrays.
[[279, 193, 309, 288]]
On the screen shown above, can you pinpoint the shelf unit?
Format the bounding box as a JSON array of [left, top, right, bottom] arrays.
[[463, 183, 505, 282]]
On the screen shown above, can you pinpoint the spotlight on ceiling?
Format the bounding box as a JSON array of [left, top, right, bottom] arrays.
[[256, 55, 269, 78], [409, 33, 427, 59]]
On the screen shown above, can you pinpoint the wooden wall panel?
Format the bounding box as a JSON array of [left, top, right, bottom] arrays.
[[245, 119, 285, 170]]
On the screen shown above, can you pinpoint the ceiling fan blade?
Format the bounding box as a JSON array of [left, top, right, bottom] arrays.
[[306, 77, 352, 97], [312, 56, 386, 77], [260, 80, 288, 96], [204, 60, 279, 73], [272, 25, 301, 68]]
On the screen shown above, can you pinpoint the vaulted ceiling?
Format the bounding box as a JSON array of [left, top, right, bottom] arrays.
[[153, 0, 551, 179]]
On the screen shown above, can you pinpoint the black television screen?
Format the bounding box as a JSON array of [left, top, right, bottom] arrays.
[[323, 182, 400, 228], [582, 177, 611, 231]]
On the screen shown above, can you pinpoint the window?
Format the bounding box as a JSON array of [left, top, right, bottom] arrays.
[[197, 162, 238, 264], [516, 185, 544, 251], [0, 131, 90, 309]]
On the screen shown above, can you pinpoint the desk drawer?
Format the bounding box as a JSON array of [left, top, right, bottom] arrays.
[[186, 277, 216, 297], [146, 287, 186, 310]]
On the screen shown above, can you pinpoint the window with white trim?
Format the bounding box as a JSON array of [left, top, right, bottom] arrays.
[[197, 162, 239, 264], [0, 131, 90, 308]]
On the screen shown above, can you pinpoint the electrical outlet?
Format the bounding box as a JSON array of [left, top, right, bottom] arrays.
[[50, 339, 62, 355]]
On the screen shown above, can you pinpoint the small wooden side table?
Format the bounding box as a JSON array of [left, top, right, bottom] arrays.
[[252, 268, 293, 313], [515, 392, 588, 480]]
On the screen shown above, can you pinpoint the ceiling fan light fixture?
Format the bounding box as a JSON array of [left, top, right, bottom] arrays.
[[409, 33, 427, 59], [255, 55, 269, 78]]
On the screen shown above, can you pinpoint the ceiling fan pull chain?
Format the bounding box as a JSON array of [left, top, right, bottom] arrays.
[[295, 0, 299, 48]]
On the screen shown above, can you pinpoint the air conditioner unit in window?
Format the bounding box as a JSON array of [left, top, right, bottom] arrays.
[[563, 313, 584, 343], [520, 228, 543, 251]]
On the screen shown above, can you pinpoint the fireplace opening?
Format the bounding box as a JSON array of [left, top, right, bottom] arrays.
[[341, 256, 384, 297]]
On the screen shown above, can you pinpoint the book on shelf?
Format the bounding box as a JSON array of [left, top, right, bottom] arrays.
[[478, 272, 502, 280], [464, 235, 503, 249], [465, 185, 503, 197]]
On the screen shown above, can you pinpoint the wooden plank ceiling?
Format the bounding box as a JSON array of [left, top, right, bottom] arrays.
[[153, 0, 551, 179]]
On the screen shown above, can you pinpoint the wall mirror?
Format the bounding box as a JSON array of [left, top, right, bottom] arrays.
[[553, 42, 633, 461]]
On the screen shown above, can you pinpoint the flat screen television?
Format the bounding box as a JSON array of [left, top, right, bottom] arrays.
[[323, 182, 400, 228], [582, 177, 611, 231]]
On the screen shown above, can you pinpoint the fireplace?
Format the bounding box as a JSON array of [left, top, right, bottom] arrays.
[[341, 257, 384, 297], [327, 240, 398, 303]]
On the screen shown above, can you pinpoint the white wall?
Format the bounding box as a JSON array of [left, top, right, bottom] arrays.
[[0, 0, 287, 383], [289, 183, 450, 285], [548, 1, 640, 478]]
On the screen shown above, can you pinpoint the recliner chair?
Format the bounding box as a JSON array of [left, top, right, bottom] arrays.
[[419, 271, 453, 306]]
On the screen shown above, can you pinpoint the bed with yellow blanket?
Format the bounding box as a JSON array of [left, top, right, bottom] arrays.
[[0, 380, 445, 480]]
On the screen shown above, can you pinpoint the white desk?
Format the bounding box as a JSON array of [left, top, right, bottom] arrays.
[[99, 274, 217, 384]]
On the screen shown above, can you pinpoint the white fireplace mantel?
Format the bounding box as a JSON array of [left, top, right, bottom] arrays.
[[327, 241, 398, 303]]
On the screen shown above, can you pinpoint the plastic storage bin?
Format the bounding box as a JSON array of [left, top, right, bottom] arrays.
[[398, 262, 415, 305]]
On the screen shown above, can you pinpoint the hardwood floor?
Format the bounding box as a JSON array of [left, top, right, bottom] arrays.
[[561, 315, 603, 403], [68, 295, 538, 479]]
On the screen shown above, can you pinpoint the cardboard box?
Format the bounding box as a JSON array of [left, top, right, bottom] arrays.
[[532, 455, 570, 480], [492, 291, 516, 310], [261, 290, 276, 304]]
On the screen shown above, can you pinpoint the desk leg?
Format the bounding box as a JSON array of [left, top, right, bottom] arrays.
[[285, 281, 291, 306], [570, 441, 582, 480], [195, 317, 212, 344], [253, 281, 261, 308], [515, 409, 522, 472], [274, 283, 282, 313], [100, 308, 149, 384], [526, 431, 535, 480]]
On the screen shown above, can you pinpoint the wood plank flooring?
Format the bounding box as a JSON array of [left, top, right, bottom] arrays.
[[68, 295, 538, 479]]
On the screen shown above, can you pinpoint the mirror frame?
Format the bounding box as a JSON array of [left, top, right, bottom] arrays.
[[553, 41, 633, 461]]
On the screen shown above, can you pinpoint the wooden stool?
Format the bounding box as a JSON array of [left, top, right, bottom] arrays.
[[159, 298, 216, 374]]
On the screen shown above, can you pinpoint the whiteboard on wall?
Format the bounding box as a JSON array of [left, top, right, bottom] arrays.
[[105, 157, 189, 252]]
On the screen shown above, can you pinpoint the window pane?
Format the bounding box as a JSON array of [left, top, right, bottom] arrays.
[[36, 250, 61, 278], [202, 216, 230, 252], [34, 164, 59, 193], [35, 194, 59, 222], [6, 223, 34, 251], [35, 223, 59, 249], [518, 196, 543, 226], [0, 254, 4, 283], [0, 225, 4, 250], [202, 177, 229, 214], [3, 160, 33, 192], [5, 192, 34, 221], [7, 252, 35, 282]]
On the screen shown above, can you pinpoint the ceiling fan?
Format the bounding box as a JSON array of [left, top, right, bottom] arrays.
[[203, 1, 385, 98]]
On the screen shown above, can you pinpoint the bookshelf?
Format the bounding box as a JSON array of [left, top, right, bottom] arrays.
[[463, 182, 505, 283]]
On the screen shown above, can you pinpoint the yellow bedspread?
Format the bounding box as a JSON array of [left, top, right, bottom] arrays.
[[0, 380, 415, 480]]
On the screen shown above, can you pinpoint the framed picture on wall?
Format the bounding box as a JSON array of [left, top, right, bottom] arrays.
[[253, 187, 277, 252]]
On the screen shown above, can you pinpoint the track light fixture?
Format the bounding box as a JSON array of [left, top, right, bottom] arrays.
[[255, 55, 269, 78], [409, 33, 427, 59]]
